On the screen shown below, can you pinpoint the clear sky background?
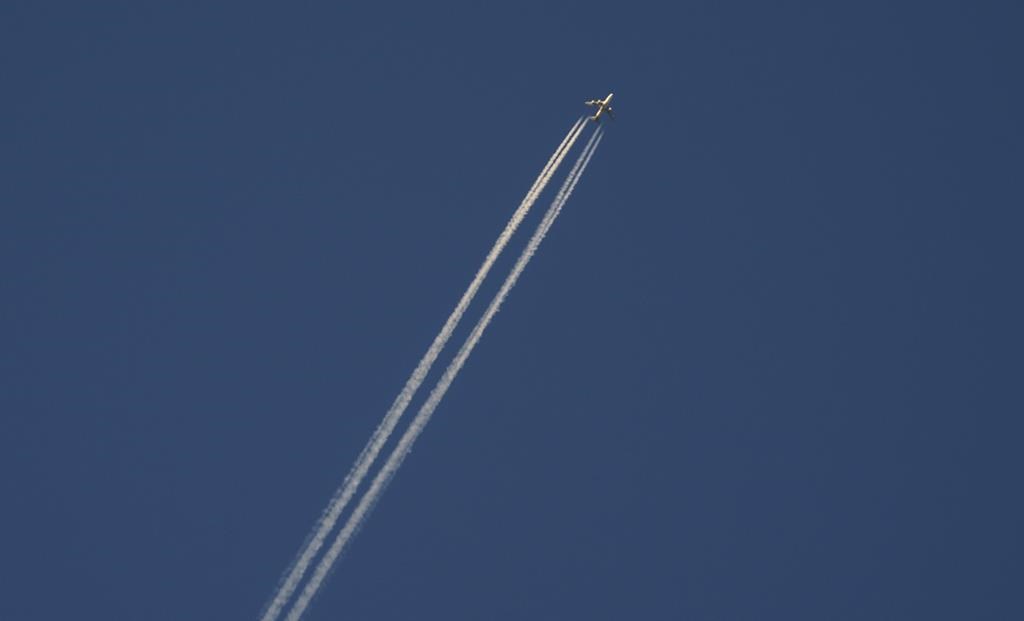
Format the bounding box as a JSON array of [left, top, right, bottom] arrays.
[[3, 2, 1022, 619]]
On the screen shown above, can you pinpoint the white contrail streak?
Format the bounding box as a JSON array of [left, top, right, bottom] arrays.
[[283, 126, 604, 621], [259, 117, 588, 621]]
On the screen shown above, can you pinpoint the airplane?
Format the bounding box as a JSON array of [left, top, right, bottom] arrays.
[[585, 93, 614, 122]]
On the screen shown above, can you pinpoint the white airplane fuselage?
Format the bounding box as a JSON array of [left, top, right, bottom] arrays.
[[585, 93, 614, 122]]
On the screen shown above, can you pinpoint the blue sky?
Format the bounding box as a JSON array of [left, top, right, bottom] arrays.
[[3, 2, 1022, 619]]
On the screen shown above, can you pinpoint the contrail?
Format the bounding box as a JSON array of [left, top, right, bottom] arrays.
[[259, 117, 588, 621], [283, 126, 604, 621]]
